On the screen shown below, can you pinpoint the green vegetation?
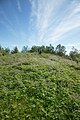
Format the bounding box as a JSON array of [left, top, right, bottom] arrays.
[[11, 46, 19, 54], [0, 44, 80, 63], [0, 52, 80, 120]]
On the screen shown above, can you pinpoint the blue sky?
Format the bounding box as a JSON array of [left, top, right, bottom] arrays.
[[0, 0, 80, 53]]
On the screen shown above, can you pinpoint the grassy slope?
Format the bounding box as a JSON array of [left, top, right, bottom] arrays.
[[0, 52, 80, 120]]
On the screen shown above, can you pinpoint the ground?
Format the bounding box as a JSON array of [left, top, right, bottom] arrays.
[[0, 52, 80, 120]]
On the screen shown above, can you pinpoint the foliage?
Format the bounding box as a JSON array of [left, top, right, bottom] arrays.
[[31, 46, 39, 52], [31, 44, 55, 54], [21, 46, 28, 53], [40, 45, 46, 53], [4, 47, 10, 54], [55, 44, 66, 56], [0, 45, 10, 56], [46, 44, 54, 54], [0, 52, 80, 119], [69, 47, 80, 63], [11, 46, 19, 54], [0, 44, 80, 63]]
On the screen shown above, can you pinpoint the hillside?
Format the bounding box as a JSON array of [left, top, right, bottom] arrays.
[[0, 52, 80, 120]]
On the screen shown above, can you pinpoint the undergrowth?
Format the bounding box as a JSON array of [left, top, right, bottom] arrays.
[[0, 53, 80, 120]]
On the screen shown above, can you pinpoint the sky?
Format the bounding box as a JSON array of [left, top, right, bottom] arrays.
[[0, 0, 80, 53]]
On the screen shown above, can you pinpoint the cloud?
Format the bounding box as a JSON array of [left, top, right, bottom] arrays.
[[0, 11, 13, 26], [29, 0, 80, 45], [16, 0, 22, 12], [0, 10, 18, 37], [66, 42, 80, 47], [0, 20, 18, 37]]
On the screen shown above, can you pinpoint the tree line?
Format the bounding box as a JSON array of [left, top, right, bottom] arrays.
[[0, 44, 80, 63]]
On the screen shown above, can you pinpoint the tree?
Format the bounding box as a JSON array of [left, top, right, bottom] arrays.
[[55, 44, 66, 56], [21, 46, 28, 53], [46, 46, 50, 53], [69, 47, 80, 63], [0, 45, 2, 50], [49, 44, 54, 53], [46, 44, 54, 54], [11, 46, 19, 54], [31, 46, 39, 52], [0, 48, 4, 56], [5, 47, 10, 54], [0, 45, 10, 56], [40, 45, 46, 53]]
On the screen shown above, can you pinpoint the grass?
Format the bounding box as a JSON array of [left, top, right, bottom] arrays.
[[0, 52, 80, 120]]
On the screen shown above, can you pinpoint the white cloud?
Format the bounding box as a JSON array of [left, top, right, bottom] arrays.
[[0, 10, 19, 38], [29, 0, 80, 44], [66, 42, 80, 47], [0, 11, 13, 26], [0, 20, 18, 37]]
